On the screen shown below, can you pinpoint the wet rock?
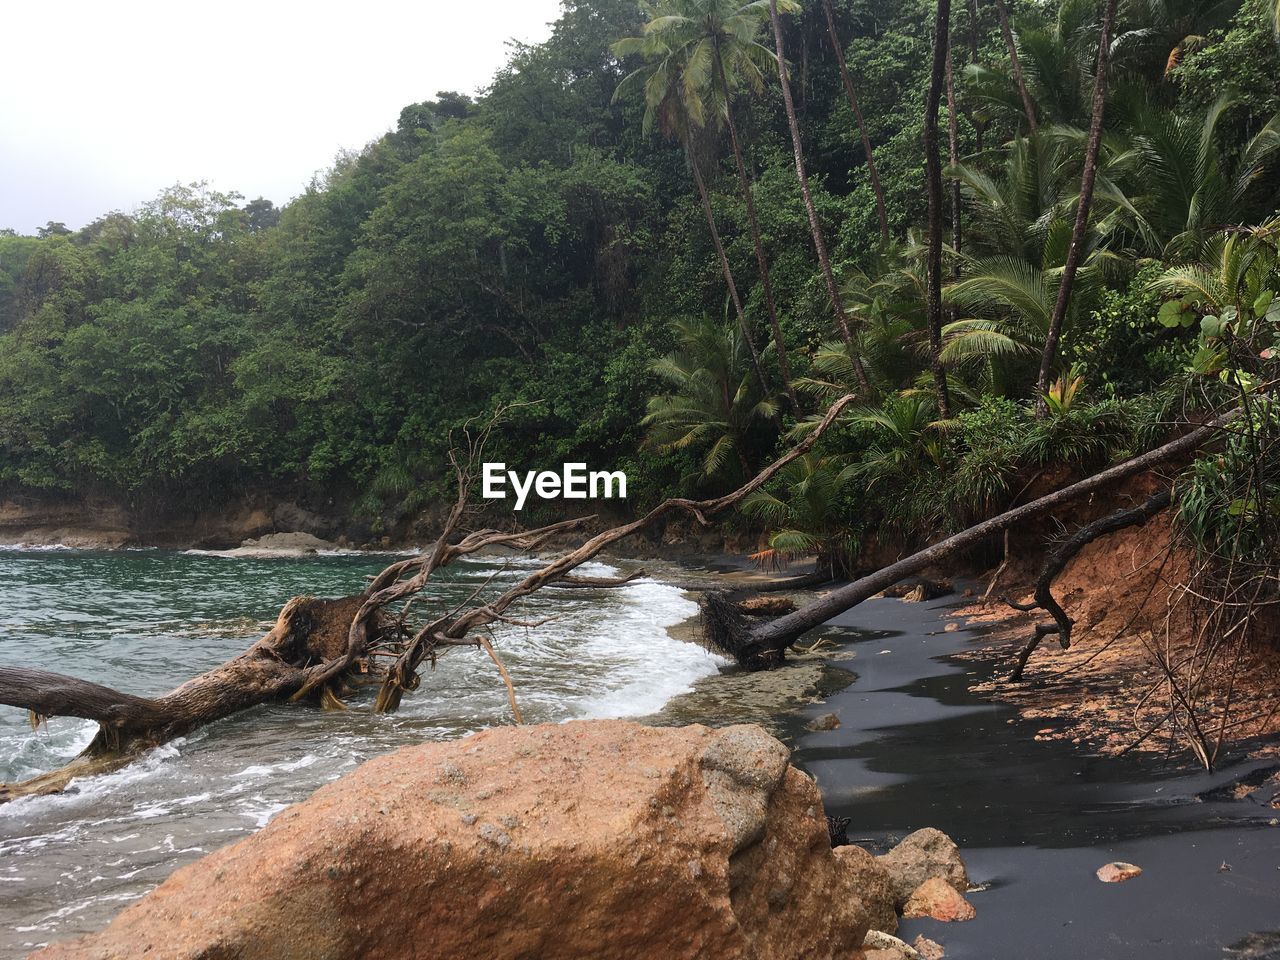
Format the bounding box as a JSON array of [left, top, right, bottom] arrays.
[[1096, 861, 1143, 883], [884, 579, 953, 602], [902, 877, 976, 922], [835, 845, 897, 934], [863, 930, 922, 959], [32, 720, 887, 960], [914, 934, 946, 959], [806, 712, 841, 731], [878, 827, 970, 907], [1224, 930, 1280, 958]]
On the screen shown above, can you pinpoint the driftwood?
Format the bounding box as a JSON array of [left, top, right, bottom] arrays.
[[709, 410, 1241, 669], [0, 396, 857, 802], [1004, 487, 1173, 681]]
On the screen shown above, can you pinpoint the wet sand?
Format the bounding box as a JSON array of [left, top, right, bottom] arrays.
[[649, 555, 1280, 958], [789, 592, 1280, 959]]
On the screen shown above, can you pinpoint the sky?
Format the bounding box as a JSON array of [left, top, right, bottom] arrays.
[[0, 0, 565, 234]]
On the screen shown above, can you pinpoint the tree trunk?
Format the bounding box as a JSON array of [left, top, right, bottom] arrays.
[[717, 57, 799, 412], [967, 0, 987, 152], [993, 0, 1038, 133], [821, 0, 890, 245], [946, 46, 963, 260], [1, 395, 861, 801], [722, 408, 1240, 667], [768, 0, 872, 395], [1034, 0, 1119, 417], [924, 0, 954, 419], [689, 149, 772, 402]]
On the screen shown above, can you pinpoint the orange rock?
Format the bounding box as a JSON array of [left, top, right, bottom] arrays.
[[902, 876, 977, 922], [1096, 861, 1143, 883], [32, 721, 884, 960], [878, 827, 970, 907], [835, 845, 897, 934]]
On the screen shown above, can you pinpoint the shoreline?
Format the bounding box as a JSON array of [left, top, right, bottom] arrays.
[[4, 549, 1279, 957]]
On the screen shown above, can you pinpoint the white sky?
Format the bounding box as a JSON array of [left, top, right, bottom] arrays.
[[0, 0, 564, 234]]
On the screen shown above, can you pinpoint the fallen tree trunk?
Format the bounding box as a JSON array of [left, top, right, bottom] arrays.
[[0, 396, 857, 801], [718, 411, 1240, 668]]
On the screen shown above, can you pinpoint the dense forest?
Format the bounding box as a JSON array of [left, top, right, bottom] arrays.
[[1, 0, 1278, 571]]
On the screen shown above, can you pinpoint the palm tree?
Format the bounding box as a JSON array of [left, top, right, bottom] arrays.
[[643, 315, 780, 482], [767, 0, 872, 394], [1103, 98, 1280, 260], [991, 0, 1039, 132], [1036, 0, 1121, 417], [616, 0, 800, 411], [820, 0, 890, 244], [1113, 0, 1239, 77], [741, 453, 861, 577], [1148, 221, 1280, 319], [924, 0, 954, 418], [612, 21, 771, 401], [944, 229, 1113, 395]]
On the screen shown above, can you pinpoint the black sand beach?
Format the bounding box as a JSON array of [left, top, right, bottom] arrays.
[[785, 591, 1280, 959]]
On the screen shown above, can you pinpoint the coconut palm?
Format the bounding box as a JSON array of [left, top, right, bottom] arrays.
[[767, 0, 873, 394], [1103, 98, 1280, 260], [925, 0, 956, 418], [944, 224, 1113, 395], [643, 315, 780, 482], [1036, 0, 1121, 416], [619, 0, 801, 410], [1148, 221, 1280, 321], [820, 0, 890, 243], [612, 18, 771, 401], [991, 0, 1040, 132]]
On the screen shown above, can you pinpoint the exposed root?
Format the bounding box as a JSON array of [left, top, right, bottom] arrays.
[[1003, 487, 1172, 682]]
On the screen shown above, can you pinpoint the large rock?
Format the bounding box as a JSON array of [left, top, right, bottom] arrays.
[[835, 844, 898, 934], [877, 827, 970, 908], [33, 721, 884, 960]]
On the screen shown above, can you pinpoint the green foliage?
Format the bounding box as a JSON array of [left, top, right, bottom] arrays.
[[0, 0, 1277, 559]]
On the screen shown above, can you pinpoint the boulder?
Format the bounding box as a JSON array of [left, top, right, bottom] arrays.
[[33, 721, 886, 960], [902, 876, 976, 922], [834, 845, 898, 934], [878, 827, 970, 908]]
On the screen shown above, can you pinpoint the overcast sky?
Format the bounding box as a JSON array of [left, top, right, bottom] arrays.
[[0, 0, 565, 234]]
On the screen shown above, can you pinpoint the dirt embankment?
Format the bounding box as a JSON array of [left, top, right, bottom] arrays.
[[951, 473, 1280, 759]]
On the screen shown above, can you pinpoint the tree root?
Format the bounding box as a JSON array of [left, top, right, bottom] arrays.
[[1003, 487, 1173, 682]]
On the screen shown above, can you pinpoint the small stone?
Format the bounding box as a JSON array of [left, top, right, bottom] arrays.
[[805, 712, 840, 732], [902, 876, 976, 922], [1096, 861, 1142, 883], [864, 930, 920, 958], [914, 935, 945, 960], [943, 622, 959, 632]]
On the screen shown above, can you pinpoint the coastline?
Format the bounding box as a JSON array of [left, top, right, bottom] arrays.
[[742, 584, 1280, 959], [4, 547, 1279, 957]]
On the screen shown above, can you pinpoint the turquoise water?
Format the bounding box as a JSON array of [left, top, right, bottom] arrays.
[[0, 548, 715, 953]]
